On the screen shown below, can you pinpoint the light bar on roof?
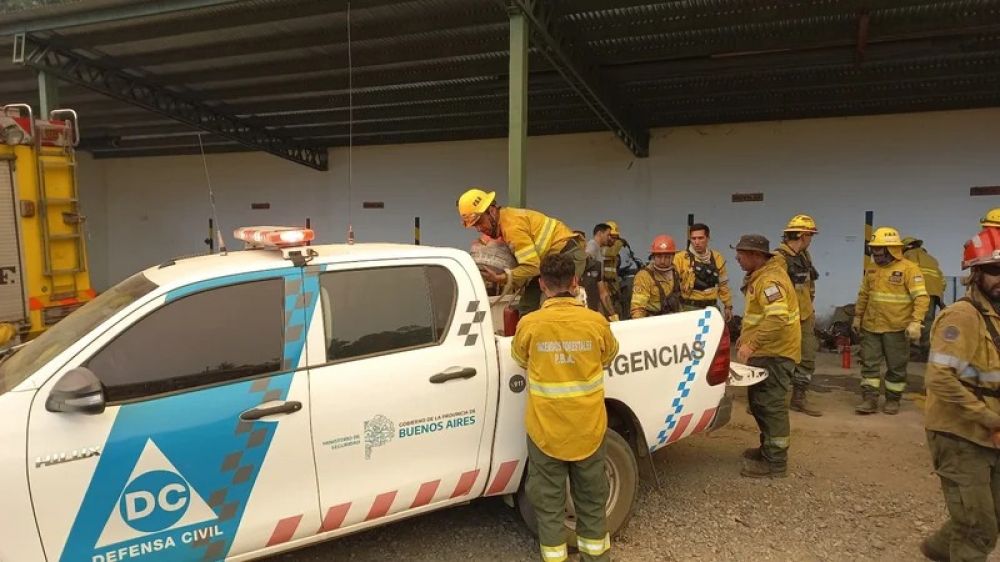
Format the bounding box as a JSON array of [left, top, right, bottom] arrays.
[[233, 226, 315, 248]]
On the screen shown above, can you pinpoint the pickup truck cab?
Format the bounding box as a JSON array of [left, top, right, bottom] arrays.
[[0, 227, 732, 562]]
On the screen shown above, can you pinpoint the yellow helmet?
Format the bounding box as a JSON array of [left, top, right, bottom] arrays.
[[868, 226, 903, 247], [981, 207, 1000, 227], [606, 220, 620, 236], [784, 214, 818, 233], [457, 188, 496, 227]]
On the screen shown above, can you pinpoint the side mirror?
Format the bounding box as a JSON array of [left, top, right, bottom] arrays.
[[46, 367, 106, 415]]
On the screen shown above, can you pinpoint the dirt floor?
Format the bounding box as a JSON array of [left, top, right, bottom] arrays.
[[276, 351, 978, 562]]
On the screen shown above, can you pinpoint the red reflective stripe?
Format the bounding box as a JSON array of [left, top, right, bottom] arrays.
[[485, 460, 519, 495], [83, 288, 97, 299], [691, 407, 717, 435], [666, 413, 694, 444], [266, 515, 302, 547], [29, 297, 43, 311], [365, 491, 397, 521], [54, 297, 79, 306], [450, 469, 480, 498], [319, 503, 351, 532], [410, 480, 441, 509]]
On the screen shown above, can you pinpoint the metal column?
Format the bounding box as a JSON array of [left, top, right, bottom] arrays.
[[507, 10, 528, 208], [37, 70, 59, 115]]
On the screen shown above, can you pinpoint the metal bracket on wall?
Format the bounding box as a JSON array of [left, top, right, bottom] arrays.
[[505, 0, 649, 158], [12, 33, 328, 171]]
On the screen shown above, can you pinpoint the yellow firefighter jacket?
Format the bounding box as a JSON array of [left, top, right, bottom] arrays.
[[741, 257, 801, 362], [925, 287, 1000, 448], [511, 297, 619, 461], [904, 247, 945, 299], [498, 207, 578, 293], [855, 258, 930, 333], [674, 249, 732, 308], [772, 243, 818, 322], [603, 239, 624, 288], [630, 266, 681, 318]]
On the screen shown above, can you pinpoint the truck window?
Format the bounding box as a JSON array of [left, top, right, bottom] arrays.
[[320, 265, 457, 362], [0, 273, 157, 395], [86, 278, 284, 403]]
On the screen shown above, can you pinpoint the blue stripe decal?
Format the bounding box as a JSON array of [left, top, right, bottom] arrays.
[[61, 268, 316, 562], [651, 309, 713, 451], [165, 268, 300, 303]]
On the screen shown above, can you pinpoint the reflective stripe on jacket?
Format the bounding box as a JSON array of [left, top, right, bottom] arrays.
[[855, 258, 930, 333], [925, 288, 1000, 448], [674, 249, 732, 307], [511, 297, 619, 461], [498, 207, 577, 292], [740, 257, 801, 362]]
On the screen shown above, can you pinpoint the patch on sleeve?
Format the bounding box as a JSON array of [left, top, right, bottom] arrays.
[[763, 284, 782, 303], [913, 275, 924, 284], [942, 325, 960, 342]]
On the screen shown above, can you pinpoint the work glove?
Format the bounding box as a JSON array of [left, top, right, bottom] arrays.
[[906, 321, 923, 341], [851, 317, 862, 334]]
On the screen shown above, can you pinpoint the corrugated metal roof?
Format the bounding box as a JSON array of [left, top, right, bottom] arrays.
[[0, 0, 998, 159]]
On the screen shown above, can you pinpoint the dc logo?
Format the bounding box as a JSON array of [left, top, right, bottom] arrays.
[[119, 470, 190, 533]]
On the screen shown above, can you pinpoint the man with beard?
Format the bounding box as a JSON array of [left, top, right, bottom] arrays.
[[920, 228, 1000, 562]]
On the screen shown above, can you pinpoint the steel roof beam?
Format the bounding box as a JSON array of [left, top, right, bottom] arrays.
[[14, 33, 327, 170], [0, 0, 244, 36], [65, 0, 490, 48], [506, 0, 649, 157]]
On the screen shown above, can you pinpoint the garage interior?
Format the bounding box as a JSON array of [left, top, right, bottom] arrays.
[[1, 0, 998, 307], [1, 2, 999, 558]]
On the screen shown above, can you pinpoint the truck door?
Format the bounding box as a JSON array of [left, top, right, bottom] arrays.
[[0, 154, 27, 328], [306, 259, 491, 534], [26, 271, 320, 561]]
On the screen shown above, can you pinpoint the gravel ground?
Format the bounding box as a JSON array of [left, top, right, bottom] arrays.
[[273, 352, 992, 562]]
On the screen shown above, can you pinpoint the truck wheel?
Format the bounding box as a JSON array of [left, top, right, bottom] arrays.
[[515, 428, 639, 544]]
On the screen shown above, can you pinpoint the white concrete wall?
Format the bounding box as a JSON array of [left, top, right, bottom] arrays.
[[77, 108, 1000, 321]]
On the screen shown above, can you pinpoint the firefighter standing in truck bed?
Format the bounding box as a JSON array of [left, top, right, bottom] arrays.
[[675, 223, 734, 321], [631, 235, 682, 318], [457, 188, 592, 314]]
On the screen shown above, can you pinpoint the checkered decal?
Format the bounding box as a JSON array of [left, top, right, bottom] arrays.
[[652, 309, 713, 449], [457, 300, 485, 346], [195, 275, 317, 559]]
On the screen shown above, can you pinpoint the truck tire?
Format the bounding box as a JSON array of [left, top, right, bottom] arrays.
[[515, 428, 639, 545]]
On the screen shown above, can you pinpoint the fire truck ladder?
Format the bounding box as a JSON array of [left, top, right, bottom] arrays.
[[35, 110, 86, 301]]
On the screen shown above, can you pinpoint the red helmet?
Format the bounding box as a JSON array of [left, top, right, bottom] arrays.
[[963, 228, 1000, 270], [650, 234, 677, 254]]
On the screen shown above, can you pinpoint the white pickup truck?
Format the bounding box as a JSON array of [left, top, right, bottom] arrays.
[[0, 228, 734, 562]]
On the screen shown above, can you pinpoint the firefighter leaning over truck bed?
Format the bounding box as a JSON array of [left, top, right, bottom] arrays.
[[0, 104, 93, 348]]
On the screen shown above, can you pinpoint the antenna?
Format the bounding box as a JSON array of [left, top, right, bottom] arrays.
[[197, 133, 227, 255], [346, 0, 355, 245]]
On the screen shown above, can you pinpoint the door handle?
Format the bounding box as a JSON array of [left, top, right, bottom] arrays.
[[429, 367, 478, 384], [240, 400, 302, 421]]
